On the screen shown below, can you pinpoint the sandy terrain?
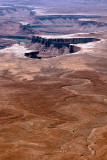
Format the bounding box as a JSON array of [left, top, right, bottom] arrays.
[[0, 31, 107, 160], [0, 1, 107, 159]]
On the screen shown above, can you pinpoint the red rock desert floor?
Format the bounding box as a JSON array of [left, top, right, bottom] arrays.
[[0, 1, 107, 160]]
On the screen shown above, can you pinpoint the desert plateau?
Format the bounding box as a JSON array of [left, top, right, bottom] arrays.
[[0, 0, 107, 160]]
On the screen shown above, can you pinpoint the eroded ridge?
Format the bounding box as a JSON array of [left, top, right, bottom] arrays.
[[32, 36, 100, 52]]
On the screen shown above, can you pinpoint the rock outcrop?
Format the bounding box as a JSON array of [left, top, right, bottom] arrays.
[[32, 36, 100, 53], [25, 51, 41, 59]]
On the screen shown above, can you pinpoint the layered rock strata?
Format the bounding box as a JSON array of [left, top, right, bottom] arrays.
[[32, 36, 100, 53]]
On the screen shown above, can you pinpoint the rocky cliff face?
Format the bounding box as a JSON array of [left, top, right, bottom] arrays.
[[31, 36, 99, 55], [32, 36, 99, 45]]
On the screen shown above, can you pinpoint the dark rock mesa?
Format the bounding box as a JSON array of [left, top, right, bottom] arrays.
[[32, 36, 100, 53]]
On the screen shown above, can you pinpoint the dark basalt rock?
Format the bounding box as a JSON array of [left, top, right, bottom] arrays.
[[25, 51, 41, 59]]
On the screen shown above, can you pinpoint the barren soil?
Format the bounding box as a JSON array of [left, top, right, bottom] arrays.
[[0, 2, 107, 160], [0, 31, 107, 160]]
